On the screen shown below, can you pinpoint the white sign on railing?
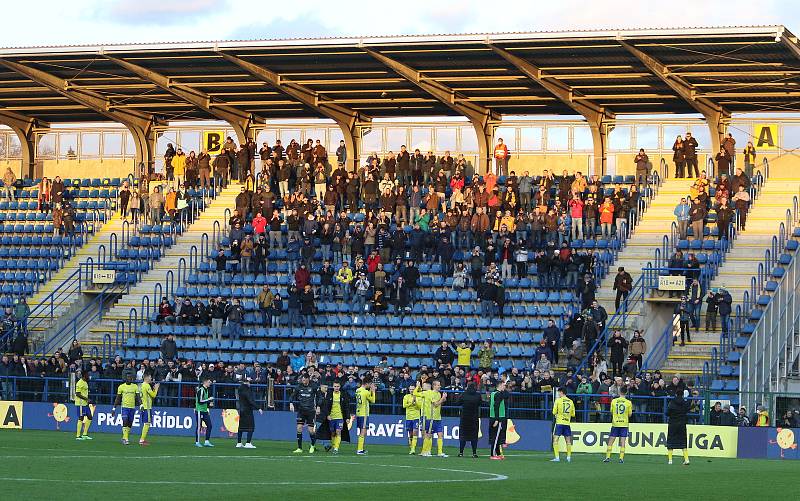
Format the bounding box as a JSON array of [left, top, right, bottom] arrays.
[[92, 270, 116, 285], [658, 275, 685, 291]]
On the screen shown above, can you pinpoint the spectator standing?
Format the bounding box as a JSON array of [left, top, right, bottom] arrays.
[[683, 132, 699, 178], [742, 141, 757, 177], [717, 287, 733, 337], [612, 267, 633, 312], [634, 148, 649, 185], [672, 135, 685, 178], [674, 198, 690, 240], [458, 382, 481, 458], [493, 139, 509, 176], [607, 331, 628, 377], [629, 331, 646, 369]]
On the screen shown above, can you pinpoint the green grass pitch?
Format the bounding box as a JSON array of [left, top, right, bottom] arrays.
[[0, 430, 797, 500]]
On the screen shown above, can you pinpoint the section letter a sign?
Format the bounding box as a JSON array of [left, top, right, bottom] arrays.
[[754, 124, 778, 150]]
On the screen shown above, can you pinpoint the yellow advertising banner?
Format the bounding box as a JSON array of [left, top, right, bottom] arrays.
[[754, 124, 779, 150], [0, 400, 23, 429], [559, 423, 738, 458], [202, 130, 226, 154]]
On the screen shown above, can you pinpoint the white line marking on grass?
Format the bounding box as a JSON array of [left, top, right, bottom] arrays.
[[0, 458, 508, 485]]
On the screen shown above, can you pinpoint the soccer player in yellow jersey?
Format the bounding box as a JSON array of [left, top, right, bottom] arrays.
[[551, 387, 575, 462], [354, 375, 376, 455], [422, 380, 448, 457], [112, 373, 141, 446], [604, 387, 633, 463], [324, 381, 352, 454], [403, 382, 423, 454], [74, 371, 93, 441], [139, 374, 160, 446]]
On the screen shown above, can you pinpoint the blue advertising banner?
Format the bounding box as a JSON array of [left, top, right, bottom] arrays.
[[18, 402, 553, 451]]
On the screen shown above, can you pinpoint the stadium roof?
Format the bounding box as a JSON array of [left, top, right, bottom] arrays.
[[1, 25, 800, 127]]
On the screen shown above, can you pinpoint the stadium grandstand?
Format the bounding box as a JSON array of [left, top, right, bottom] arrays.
[[1, 25, 800, 481]]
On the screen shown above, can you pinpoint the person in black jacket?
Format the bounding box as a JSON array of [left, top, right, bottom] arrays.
[[543, 320, 561, 365], [666, 393, 690, 465], [458, 382, 482, 457], [576, 274, 596, 311], [317, 380, 353, 453], [607, 331, 629, 377], [434, 341, 456, 368], [683, 132, 699, 178], [236, 380, 262, 448], [717, 288, 733, 337]]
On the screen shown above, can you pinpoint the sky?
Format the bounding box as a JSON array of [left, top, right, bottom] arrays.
[[0, 0, 796, 47]]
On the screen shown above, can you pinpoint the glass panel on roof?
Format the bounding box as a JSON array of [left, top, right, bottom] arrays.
[[663, 125, 687, 150], [520, 127, 543, 151], [328, 128, 343, 152], [59, 132, 78, 159], [494, 127, 516, 150], [257, 129, 277, 147], [572, 127, 592, 151], [459, 126, 478, 152], [435, 128, 457, 152], [124, 132, 135, 156], [688, 126, 710, 151], [179, 130, 201, 154], [781, 125, 800, 151], [361, 127, 382, 154], [304, 128, 326, 145], [411, 128, 432, 153], [81, 132, 100, 158], [103, 132, 122, 156], [546, 127, 568, 151], [8, 135, 20, 158], [278, 129, 301, 144], [728, 123, 751, 153], [608, 126, 631, 151], [386, 128, 407, 151], [635, 126, 658, 151]]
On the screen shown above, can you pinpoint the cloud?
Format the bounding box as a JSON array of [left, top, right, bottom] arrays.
[[229, 16, 345, 41], [99, 0, 225, 26]]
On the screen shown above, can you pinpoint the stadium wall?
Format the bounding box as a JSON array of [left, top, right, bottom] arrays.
[[39, 159, 135, 179], [6, 402, 798, 459]]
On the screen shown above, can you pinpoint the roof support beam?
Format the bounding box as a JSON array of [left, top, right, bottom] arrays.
[[618, 40, 729, 155], [218, 52, 371, 171], [103, 55, 258, 145], [0, 108, 47, 178], [0, 58, 161, 173], [361, 47, 501, 174], [489, 44, 615, 175]]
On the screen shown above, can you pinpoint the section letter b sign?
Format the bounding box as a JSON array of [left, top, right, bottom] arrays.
[[204, 130, 225, 154]]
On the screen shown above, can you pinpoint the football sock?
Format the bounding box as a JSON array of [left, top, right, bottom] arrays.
[[76, 419, 82, 438], [332, 435, 341, 449], [566, 443, 572, 458], [141, 423, 150, 441], [122, 427, 130, 441], [82, 419, 91, 436], [297, 433, 303, 449], [437, 438, 443, 455], [553, 442, 560, 459], [683, 449, 689, 462], [605, 445, 612, 459], [310, 432, 317, 446], [410, 435, 418, 452], [357, 436, 365, 451], [422, 437, 432, 454], [668, 450, 673, 461], [619, 446, 625, 460]]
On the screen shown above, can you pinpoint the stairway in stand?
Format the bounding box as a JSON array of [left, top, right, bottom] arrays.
[[594, 177, 697, 319], [662, 176, 800, 376], [26, 216, 124, 343], [83, 183, 241, 347]]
